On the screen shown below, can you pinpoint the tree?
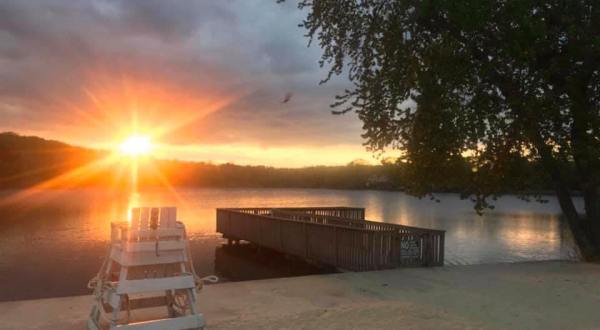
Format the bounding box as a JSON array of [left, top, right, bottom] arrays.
[[289, 0, 600, 258]]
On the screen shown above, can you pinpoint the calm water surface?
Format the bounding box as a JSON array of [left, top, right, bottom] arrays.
[[0, 188, 581, 301]]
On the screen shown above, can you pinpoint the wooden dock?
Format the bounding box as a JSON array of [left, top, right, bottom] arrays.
[[216, 207, 444, 271]]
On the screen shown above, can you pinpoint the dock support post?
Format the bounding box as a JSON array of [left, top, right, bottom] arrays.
[[334, 226, 339, 267]]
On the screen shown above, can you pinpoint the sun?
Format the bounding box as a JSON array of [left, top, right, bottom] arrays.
[[119, 135, 153, 156]]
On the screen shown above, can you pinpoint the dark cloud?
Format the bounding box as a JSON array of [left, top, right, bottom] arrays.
[[167, 83, 363, 147], [0, 0, 359, 150]]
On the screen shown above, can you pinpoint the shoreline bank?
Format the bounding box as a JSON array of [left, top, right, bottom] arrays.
[[1, 261, 599, 329]]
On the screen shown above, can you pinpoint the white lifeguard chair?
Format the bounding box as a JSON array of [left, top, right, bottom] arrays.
[[87, 207, 205, 330]]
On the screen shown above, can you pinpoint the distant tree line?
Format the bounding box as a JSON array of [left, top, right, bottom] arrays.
[[0, 132, 102, 188], [0, 132, 575, 194]]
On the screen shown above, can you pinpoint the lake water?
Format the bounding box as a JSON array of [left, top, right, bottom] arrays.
[[0, 188, 581, 301]]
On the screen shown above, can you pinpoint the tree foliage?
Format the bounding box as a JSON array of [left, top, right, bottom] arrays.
[[290, 0, 600, 256]]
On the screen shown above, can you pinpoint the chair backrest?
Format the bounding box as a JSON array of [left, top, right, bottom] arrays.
[[159, 207, 177, 228], [129, 207, 178, 239]]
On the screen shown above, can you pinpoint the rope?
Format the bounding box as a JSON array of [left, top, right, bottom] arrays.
[[201, 275, 219, 283], [87, 244, 111, 293], [88, 244, 128, 325], [181, 223, 219, 290]]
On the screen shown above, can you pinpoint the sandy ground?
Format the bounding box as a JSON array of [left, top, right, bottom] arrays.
[[1, 261, 599, 329]]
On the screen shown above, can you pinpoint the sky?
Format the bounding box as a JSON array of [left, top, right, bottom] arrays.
[[0, 0, 388, 167]]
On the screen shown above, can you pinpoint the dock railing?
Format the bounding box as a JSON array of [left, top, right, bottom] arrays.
[[216, 207, 444, 271]]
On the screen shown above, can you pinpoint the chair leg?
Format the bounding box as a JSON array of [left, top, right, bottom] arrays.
[[111, 267, 128, 326], [187, 288, 198, 315], [166, 290, 177, 317], [110, 298, 120, 327]]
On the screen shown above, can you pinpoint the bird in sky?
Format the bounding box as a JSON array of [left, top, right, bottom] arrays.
[[282, 92, 293, 103]]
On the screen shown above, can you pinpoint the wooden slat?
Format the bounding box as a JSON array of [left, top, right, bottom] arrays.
[[120, 241, 186, 253], [129, 227, 184, 240], [160, 207, 177, 228], [139, 208, 150, 232], [131, 208, 141, 224], [111, 248, 186, 266], [116, 275, 195, 294], [112, 314, 204, 330], [149, 208, 159, 230]]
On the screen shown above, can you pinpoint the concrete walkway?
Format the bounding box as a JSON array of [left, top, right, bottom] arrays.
[[1, 261, 599, 329]]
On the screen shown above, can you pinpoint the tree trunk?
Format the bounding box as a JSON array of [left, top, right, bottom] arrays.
[[567, 75, 600, 257], [548, 164, 596, 259], [533, 131, 597, 259], [584, 186, 600, 247]]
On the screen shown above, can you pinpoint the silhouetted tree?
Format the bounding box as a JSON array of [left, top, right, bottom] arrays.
[[290, 1, 600, 257]]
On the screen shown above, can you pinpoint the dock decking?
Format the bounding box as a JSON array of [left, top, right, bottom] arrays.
[[216, 207, 444, 271]]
